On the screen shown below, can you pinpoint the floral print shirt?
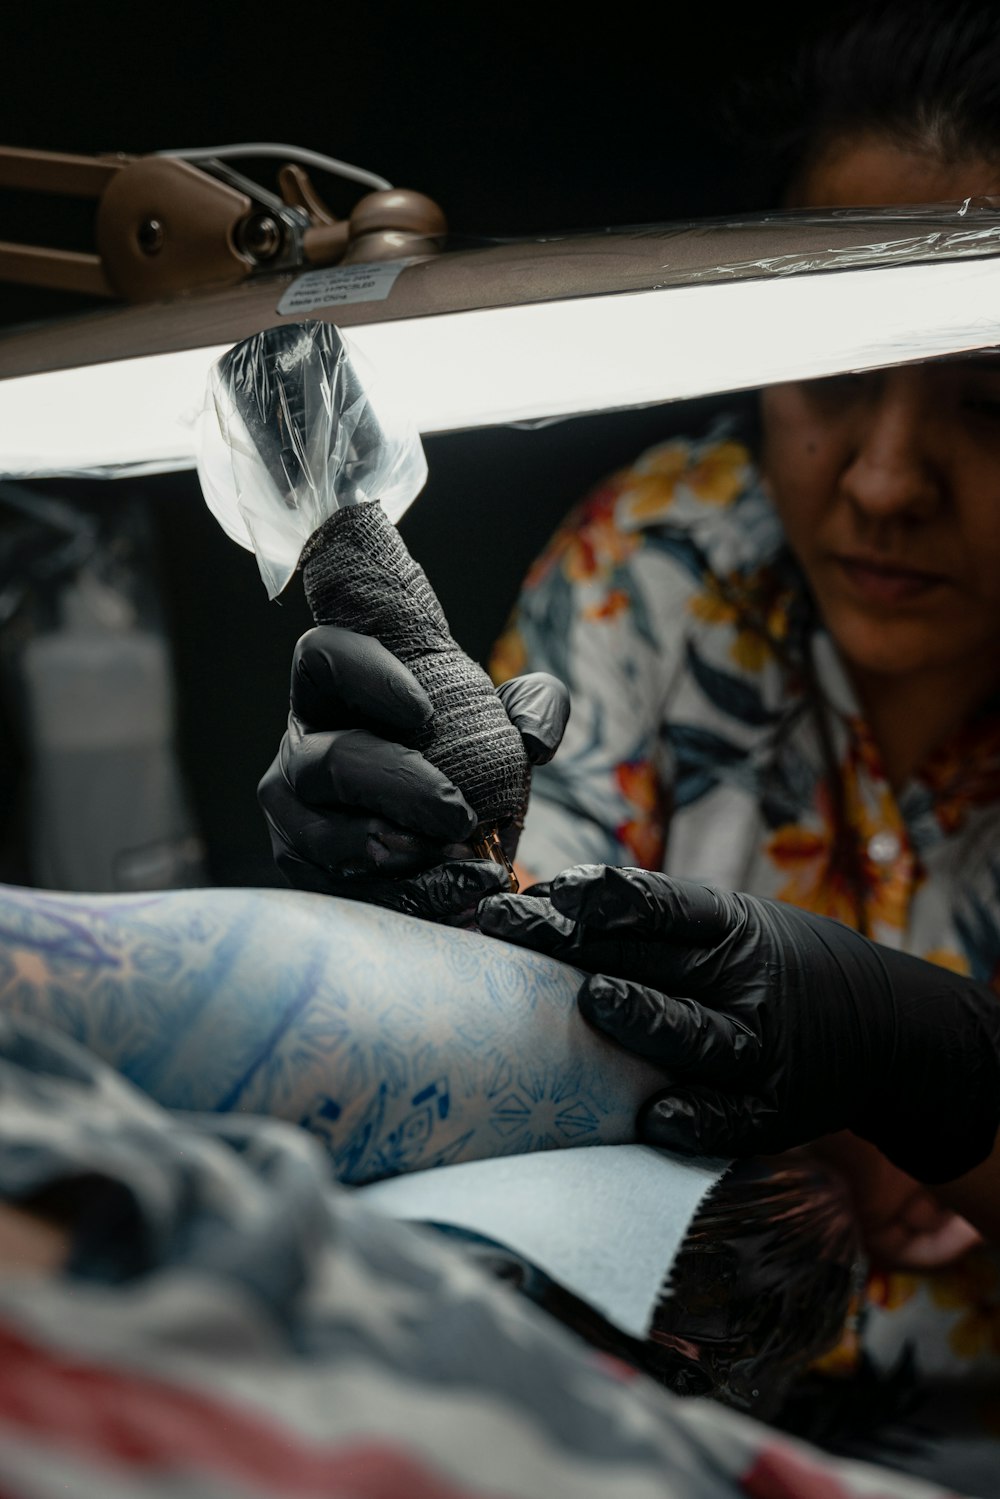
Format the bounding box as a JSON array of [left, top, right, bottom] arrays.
[[489, 416, 1000, 1458]]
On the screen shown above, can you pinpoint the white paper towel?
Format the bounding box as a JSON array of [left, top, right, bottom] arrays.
[[358, 1143, 730, 1339]]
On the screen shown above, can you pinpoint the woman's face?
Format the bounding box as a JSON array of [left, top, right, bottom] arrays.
[[761, 139, 1000, 688]]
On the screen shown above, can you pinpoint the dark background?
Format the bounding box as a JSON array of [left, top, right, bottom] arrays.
[[0, 3, 845, 887]]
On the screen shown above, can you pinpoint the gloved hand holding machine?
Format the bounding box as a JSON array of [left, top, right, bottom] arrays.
[[198, 319, 569, 913]]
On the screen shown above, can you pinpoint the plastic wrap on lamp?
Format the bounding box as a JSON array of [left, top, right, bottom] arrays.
[[197, 320, 427, 599]]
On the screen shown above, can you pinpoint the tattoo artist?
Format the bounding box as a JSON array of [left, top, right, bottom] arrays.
[[258, 626, 1000, 1257]]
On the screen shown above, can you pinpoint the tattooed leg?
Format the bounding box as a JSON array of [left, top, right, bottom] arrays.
[[0, 883, 662, 1184]]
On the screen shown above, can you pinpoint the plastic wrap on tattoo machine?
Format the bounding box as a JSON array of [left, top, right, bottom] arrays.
[[196, 320, 428, 599]]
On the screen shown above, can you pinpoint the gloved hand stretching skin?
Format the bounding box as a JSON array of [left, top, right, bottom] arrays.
[[477, 863, 1000, 1186], [258, 625, 570, 920]]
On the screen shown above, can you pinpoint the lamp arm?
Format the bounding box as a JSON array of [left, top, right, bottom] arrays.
[[0, 144, 448, 303]]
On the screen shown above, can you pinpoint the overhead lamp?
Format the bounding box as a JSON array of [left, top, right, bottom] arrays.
[[1, 144, 1000, 484]]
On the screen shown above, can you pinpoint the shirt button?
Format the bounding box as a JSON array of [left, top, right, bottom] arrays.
[[867, 830, 902, 865]]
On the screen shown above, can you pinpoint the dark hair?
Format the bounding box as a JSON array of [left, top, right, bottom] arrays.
[[730, 0, 1000, 204]]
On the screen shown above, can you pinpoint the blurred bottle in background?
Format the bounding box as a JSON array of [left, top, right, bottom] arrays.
[[0, 483, 207, 892]]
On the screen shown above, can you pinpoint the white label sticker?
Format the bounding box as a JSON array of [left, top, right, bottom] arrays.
[[277, 259, 415, 316]]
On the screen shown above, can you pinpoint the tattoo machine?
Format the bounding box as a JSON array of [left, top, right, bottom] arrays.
[[196, 319, 528, 889]]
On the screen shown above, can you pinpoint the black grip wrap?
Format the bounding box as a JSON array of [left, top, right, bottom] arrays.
[[300, 501, 530, 829]]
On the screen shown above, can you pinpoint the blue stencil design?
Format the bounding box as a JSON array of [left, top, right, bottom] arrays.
[[411, 1077, 450, 1121], [0, 896, 122, 970], [490, 1092, 532, 1138], [330, 1083, 388, 1184], [489, 1067, 601, 1148], [553, 1101, 599, 1139]]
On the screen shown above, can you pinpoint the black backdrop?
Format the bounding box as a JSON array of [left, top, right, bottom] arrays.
[[0, 3, 843, 886]]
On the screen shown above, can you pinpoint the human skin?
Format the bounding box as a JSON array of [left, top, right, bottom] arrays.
[[937, 1138, 1000, 1247], [0, 881, 664, 1186], [0, 1203, 66, 1274], [761, 138, 1000, 790], [810, 1132, 987, 1268]]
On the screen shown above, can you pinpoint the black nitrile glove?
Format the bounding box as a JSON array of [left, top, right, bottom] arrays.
[[257, 625, 569, 920], [477, 864, 1000, 1184]]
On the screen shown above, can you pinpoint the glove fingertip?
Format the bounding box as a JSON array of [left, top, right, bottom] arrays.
[[576, 974, 634, 1038], [496, 673, 570, 764], [639, 1093, 711, 1155], [292, 627, 435, 733], [548, 864, 613, 918], [417, 859, 510, 918], [428, 783, 478, 843], [475, 891, 520, 934], [476, 892, 573, 946], [521, 732, 556, 767]]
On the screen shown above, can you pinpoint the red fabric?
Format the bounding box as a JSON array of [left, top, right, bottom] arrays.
[[0, 1317, 506, 1498], [742, 1441, 919, 1499]]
